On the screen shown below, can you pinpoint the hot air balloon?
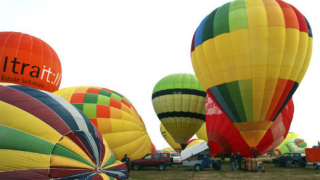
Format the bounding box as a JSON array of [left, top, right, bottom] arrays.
[[185, 139, 206, 150], [160, 123, 182, 152], [196, 123, 208, 143], [161, 148, 175, 153], [151, 143, 157, 153], [54, 86, 153, 161], [0, 83, 127, 180], [274, 132, 307, 155], [0, 32, 62, 92], [191, 0, 312, 151], [206, 95, 294, 157], [152, 73, 206, 146]]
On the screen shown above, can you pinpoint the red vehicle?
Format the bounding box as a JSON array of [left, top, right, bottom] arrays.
[[131, 153, 172, 170]]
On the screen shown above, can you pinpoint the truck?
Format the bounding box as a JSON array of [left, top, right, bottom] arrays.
[[272, 152, 307, 168], [305, 148, 320, 169], [130, 153, 172, 170]]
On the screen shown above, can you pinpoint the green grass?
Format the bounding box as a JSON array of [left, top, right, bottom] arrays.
[[129, 160, 320, 180]]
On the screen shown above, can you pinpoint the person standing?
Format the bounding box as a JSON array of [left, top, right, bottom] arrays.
[[236, 152, 243, 169], [121, 154, 131, 174], [230, 152, 236, 171]]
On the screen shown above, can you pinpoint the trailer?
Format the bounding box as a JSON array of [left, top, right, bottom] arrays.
[[305, 148, 320, 169]]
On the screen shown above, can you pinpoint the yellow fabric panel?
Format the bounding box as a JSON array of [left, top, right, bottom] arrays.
[[297, 37, 313, 83], [110, 107, 122, 119], [0, 101, 61, 144], [104, 160, 124, 169], [289, 32, 309, 81], [202, 37, 218, 84], [262, 0, 285, 27], [97, 118, 112, 134], [57, 136, 95, 166], [0, 149, 50, 172], [160, 123, 182, 150], [246, 0, 268, 28], [278, 28, 299, 80], [100, 141, 112, 167], [240, 130, 268, 148], [196, 123, 208, 143], [234, 121, 272, 131], [74, 86, 90, 93], [109, 118, 141, 133], [213, 33, 236, 83], [56, 93, 72, 103], [185, 139, 205, 149], [162, 117, 204, 143], [50, 155, 93, 169], [121, 104, 130, 114], [192, 45, 211, 90], [53, 86, 79, 95]]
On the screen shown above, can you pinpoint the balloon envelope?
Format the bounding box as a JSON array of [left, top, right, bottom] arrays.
[[0, 84, 127, 179], [54, 86, 152, 161], [152, 73, 206, 144], [206, 95, 294, 157], [160, 123, 182, 151], [191, 0, 312, 148], [196, 123, 208, 143], [0, 32, 62, 92], [274, 132, 307, 155]]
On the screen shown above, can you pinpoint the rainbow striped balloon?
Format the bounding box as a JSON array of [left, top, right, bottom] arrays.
[[0, 84, 128, 180], [191, 0, 312, 148]]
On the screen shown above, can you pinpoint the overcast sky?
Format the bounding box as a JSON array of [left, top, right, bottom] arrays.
[[1, 0, 319, 150]]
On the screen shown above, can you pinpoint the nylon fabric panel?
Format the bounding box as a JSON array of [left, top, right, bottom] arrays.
[[229, 0, 248, 31], [196, 123, 208, 142], [50, 155, 94, 169], [57, 136, 95, 166], [0, 149, 50, 172], [0, 125, 54, 155], [0, 169, 49, 180], [160, 123, 182, 151], [213, 2, 230, 37], [0, 101, 62, 144]]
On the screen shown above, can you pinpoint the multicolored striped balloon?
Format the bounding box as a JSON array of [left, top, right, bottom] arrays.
[[206, 95, 294, 157], [0, 84, 128, 180], [0, 32, 62, 92], [191, 0, 312, 148], [54, 86, 153, 161], [152, 73, 206, 144]]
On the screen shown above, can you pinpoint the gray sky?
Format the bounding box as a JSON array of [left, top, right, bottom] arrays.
[[1, 0, 319, 150]]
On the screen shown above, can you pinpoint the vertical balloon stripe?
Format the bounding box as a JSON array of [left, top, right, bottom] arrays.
[[214, 2, 231, 37], [75, 131, 101, 166], [229, 0, 248, 32], [194, 16, 208, 48], [0, 85, 71, 135], [202, 9, 218, 43]]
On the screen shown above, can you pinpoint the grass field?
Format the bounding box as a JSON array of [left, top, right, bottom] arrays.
[[129, 160, 320, 180]]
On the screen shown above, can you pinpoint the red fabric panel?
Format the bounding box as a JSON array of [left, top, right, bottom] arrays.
[[70, 93, 86, 103], [0, 169, 49, 180], [96, 105, 110, 118], [48, 167, 92, 178], [91, 174, 104, 180], [290, 5, 308, 33], [110, 98, 121, 109], [87, 87, 100, 94], [275, 0, 299, 29], [306, 148, 320, 162]]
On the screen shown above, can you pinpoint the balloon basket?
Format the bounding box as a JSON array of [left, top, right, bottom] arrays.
[[244, 158, 265, 173]]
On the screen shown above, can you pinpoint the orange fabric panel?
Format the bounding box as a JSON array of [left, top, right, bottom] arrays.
[[275, 0, 299, 29], [70, 93, 85, 103], [306, 148, 320, 162], [97, 105, 110, 118], [110, 99, 121, 109], [87, 87, 100, 94]]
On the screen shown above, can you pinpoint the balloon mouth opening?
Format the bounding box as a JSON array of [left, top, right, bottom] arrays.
[[95, 166, 103, 174]]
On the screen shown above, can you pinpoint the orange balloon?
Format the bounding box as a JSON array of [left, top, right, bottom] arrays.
[[0, 32, 62, 92]]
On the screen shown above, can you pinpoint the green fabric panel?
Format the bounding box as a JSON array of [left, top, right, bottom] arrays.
[[84, 93, 98, 103], [229, 0, 248, 32], [102, 150, 116, 168], [202, 8, 219, 42], [99, 89, 112, 97], [152, 74, 204, 94], [214, 2, 231, 37], [217, 83, 241, 122], [73, 104, 83, 111], [52, 144, 94, 168], [83, 104, 97, 118], [111, 93, 122, 102], [238, 80, 253, 122], [97, 95, 110, 106], [0, 125, 54, 155], [226, 81, 247, 121]]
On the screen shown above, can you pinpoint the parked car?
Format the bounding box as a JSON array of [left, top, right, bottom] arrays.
[[182, 154, 221, 171], [272, 152, 306, 168], [131, 153, 172, 170]]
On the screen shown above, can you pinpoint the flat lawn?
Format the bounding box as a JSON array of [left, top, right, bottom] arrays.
[[129, 160, 320, 180]]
